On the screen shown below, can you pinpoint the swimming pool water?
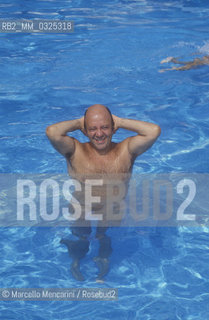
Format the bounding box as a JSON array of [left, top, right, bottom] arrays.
[[0, 0, 209, 319]]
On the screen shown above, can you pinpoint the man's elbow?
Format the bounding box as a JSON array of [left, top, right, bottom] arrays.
[[46, 125, 57, 138], [152, 124, 161, 140], [155, 124, 161, 137]]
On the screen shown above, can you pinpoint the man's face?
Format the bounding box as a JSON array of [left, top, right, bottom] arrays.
[[85, 111, 114, 152]]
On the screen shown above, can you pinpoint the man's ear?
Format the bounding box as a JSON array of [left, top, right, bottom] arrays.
[[82, 127, 88, 136], [112, 122, 116, 134]]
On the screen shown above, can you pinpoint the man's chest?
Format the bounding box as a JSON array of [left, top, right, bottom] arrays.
[[68, 148, 132, 175]]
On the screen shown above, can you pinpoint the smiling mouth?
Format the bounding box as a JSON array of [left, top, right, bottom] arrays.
[[96, 139, 105, 144], [94, 137, 106, 144]]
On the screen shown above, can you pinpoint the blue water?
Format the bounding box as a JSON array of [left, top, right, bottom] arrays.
[[1, 0, 209, 319]]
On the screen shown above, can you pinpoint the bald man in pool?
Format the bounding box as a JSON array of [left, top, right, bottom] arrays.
[[46, 104, 161, 282]]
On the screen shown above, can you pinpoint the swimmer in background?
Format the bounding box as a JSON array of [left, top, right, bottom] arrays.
[[46, 104, 161, 282], [159, 55, 209, 72]]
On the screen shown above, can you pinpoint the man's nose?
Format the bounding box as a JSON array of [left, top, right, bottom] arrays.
[[96, 129, 103, 136]]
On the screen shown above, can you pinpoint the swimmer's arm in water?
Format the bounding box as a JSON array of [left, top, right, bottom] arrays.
[[112, 115, 161, 156], [46, 117, 84, 157], [159, 65, 193, 72], [160, 56, 209, 72], [161, 57, 191, 65]]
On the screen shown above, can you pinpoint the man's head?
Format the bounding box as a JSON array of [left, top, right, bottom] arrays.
[[84, 104, 114, 152]]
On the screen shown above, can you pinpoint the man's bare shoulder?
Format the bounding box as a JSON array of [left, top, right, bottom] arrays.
[[71, 140, 92, 156], [74, 140, 89, 149], [109, 139, 132, 158], [115, 137, 130, 150]]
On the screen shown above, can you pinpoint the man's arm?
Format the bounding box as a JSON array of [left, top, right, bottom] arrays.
[[113, 115, 161, 157], [46, 117, 84, 157]]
